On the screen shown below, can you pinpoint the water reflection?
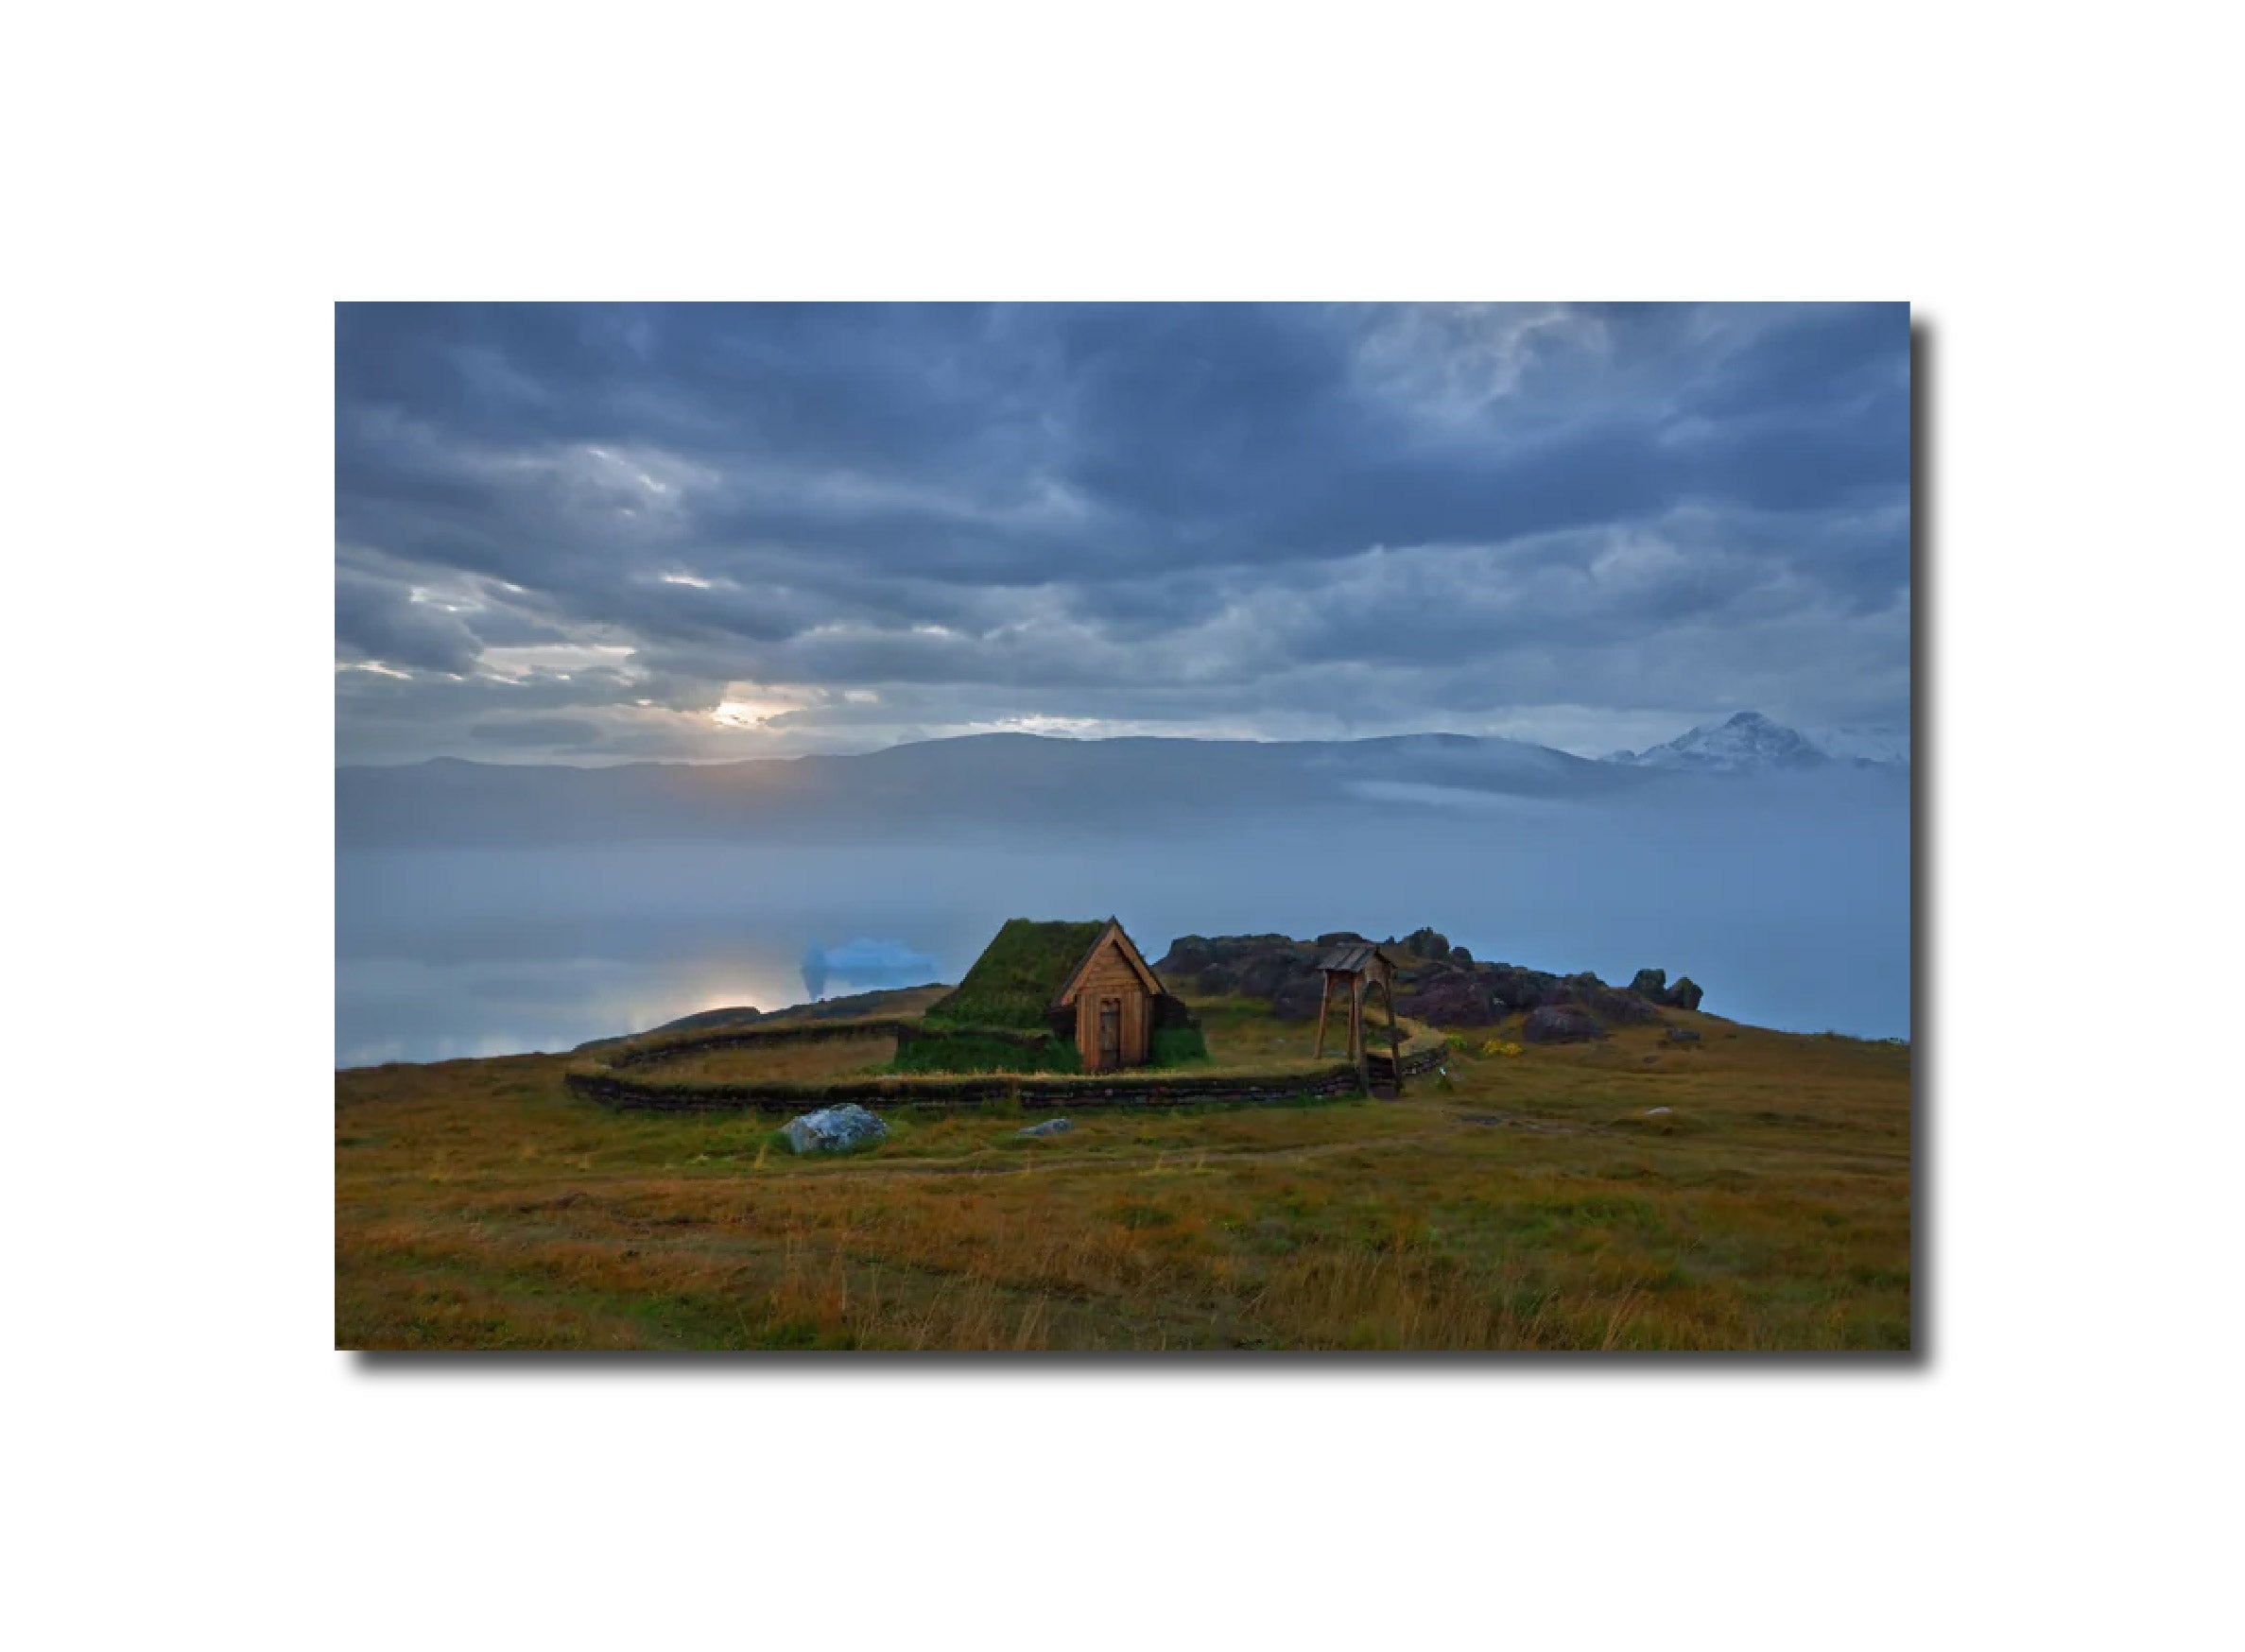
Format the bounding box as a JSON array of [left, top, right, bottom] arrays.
[[336, 785, 1909, 1066], [334, 951, 806, 1067]]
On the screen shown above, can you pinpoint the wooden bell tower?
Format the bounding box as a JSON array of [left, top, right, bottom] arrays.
[[1311, 942, 1405, 1093]]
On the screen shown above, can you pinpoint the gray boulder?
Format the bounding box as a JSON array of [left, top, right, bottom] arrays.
[[1665, 1026, 1701, 1044], [1017, 1118, 1074, 1138], [782, 1103, 889, 1155]]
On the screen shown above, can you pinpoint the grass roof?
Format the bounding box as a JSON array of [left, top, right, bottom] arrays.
[[927, 918, 1112, 1029]]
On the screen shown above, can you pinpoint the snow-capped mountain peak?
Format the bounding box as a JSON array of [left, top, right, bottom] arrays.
[[1606, 711, 1908, 772]]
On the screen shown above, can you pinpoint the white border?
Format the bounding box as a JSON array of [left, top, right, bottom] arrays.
[[9, 4, 2239, 1647]]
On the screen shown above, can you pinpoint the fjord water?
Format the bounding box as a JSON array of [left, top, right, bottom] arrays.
[[336, 765, 1908, 1067]]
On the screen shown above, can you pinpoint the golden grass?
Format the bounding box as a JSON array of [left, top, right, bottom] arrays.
[[337, 1005, 1910, 1351], [630, 1032, 899, 1084]]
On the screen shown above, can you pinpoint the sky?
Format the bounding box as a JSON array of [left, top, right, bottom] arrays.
[[335, 302, 1911, 766]]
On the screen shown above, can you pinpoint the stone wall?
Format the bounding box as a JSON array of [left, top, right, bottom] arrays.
[[1373, 1042, 1449, 1082], [566, 1062, 1371, 1113], [572, 1010, 1449, 1114]]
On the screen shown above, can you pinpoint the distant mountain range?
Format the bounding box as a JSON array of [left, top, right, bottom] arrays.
[[337, 715, 1906, 848], [1603, 712, 1909, 772]]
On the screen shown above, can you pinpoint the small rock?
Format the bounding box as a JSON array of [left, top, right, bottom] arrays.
[[1017, 1118, 1074, 1138], [1646, 1106, 1673, 1115], [1665, 1026, 1701, 1044], [782, 1102, 889, 1155]]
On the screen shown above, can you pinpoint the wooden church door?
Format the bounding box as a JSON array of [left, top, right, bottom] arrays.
[[1097, 997, 1122, 1069]]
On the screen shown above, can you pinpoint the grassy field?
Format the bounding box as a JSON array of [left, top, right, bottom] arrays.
[[336, 1001, 1911, 1351], [629, 1032, 900, 1084]]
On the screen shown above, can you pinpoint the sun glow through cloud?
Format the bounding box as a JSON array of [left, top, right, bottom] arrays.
[[710, 701, 775, 729]]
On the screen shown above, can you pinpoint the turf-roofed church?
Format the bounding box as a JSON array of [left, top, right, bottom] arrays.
[[932, 918, 1183, 1072]]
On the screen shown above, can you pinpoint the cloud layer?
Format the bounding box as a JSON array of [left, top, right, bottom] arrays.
[[335, 302, 1910, 763]]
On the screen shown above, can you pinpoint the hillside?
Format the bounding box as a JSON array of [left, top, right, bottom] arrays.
[[335, 730, 1662, 848], [336, 719, 1912, 853], [571, 983, 951, 1055], [337, 991, 1911, 1351]]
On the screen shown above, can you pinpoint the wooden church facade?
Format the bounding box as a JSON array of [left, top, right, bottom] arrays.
[[1053, 921, 1163, 1071], [933, 916, 1189, 1075]]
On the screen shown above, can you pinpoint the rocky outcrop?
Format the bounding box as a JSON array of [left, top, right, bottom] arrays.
[[1483, 966, 1553, 1010], [1523, 1006, 1603, 1044], [1550, 973, 1665, 1025], [1154, 929, 1706, 1024], [1629, 968, 1705, 1012], [1160, 940, 1216, 979], [1236, 953, 1309, 1000], [1402, 926, 1452, 959], [1155, 933, 1322, 1003], [1394, 969, 1503, 1026]]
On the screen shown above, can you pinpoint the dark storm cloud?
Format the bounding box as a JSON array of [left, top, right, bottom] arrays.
[[335, 302, 1910, 761], [335, 567, 482, 676], [469, 716, 602, 748]]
